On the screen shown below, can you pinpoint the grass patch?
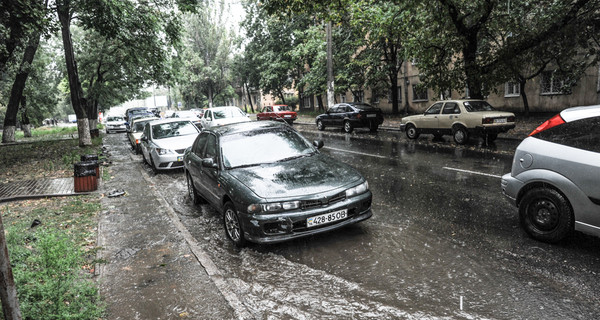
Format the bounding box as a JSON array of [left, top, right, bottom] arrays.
[[0, 136, 103, 183], [0, 196, 105, 319]]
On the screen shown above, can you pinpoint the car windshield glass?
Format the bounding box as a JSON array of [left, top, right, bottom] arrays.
[[463, 101, 495, 112], [152, 121, 197, 139], [222, 128, 316, 169], [213, 108, 245, 119], [107, 117, 124, 122], [352, 104, 375, 110], [133, 120, 153, 132], [274, 105, 291, 111]]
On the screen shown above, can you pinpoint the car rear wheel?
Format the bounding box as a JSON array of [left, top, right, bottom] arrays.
[[186, 172, 202, 205], [453, 126, 469, 145], [519, 187, 573, 243], [369, 122, 379, 132], [406, 124, 419, 139], [317, 120, 325, 131], [344, 120, 353, 133], [486, 133, 498, 142], [223, 202, 246, 247]]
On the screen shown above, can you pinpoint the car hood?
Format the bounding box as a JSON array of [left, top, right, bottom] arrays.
[[152, 134, 198, 150], [226, 153, 363, 199]]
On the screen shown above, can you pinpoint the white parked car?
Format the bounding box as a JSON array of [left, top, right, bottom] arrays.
[[140, 118, 201, 171], [104, 116, 127, 133], [200, 106, 250, 129], [128, 116, 159, 154]]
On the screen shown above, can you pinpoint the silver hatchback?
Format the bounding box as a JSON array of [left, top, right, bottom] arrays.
[[502, 105, 600, 243]]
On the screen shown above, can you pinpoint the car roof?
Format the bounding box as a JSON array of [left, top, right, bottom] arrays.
[[205, 120, 289, 136], [560, 105, 600, 122]]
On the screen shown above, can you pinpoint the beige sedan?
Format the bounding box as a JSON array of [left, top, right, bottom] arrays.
[[400, 100, 516, 144]]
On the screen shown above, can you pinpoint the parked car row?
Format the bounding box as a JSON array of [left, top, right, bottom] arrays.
[[108, 101, 600, 246]]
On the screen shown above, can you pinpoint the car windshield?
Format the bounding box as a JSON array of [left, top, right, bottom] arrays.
[[107, 116, 124, 122], [214, 108, 246, 119], [463, 101, 495, 112], [152, 121, 197, 139], [221, 128, 316, 169]]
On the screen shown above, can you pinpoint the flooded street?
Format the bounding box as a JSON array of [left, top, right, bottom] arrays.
[[106, 128, 600, 319]]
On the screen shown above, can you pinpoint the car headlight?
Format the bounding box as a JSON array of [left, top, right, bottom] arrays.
[[247, 201, 300, 214], [345, 181, 369, 198], [155, 148, 174, 155]]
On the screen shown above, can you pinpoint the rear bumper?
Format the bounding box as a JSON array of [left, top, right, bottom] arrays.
[[474, 124, 516, 134]]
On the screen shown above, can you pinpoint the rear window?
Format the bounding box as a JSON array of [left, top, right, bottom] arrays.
[[535, 116, 600, 153], [463, 101, 495, 112], [352, 104, 375, 110]]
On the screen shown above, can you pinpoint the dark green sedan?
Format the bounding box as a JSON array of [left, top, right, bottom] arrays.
[[183, 121, 372, 246]]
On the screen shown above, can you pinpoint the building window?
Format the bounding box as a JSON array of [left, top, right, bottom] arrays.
[[353, 90, 364, 102], [505, 81, 520, 97], [302, 95, 312, 109], [371, 90, 379, 104], [339, 94, 346, 103], [412, 85, 428, 102], [541, 70, 567, 95]]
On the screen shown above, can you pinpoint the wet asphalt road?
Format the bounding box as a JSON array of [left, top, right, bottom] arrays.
[[108, 126, 600, 319]]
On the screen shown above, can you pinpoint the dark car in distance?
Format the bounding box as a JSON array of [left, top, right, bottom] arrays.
[[316, 102, 384, 133], [183, 121, 373, 246]]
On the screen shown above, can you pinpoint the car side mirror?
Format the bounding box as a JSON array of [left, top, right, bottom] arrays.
[[141, 136, 147, 142], [313, 140, 324, 149], [202, 158, 218, 169]]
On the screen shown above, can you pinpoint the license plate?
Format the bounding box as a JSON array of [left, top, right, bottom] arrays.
[[494, 118, 507, 123], [177, 156, 183, 161], [366, 114, 376, 118], [284, 115, 291, 118], [307, 209, 347, 228]]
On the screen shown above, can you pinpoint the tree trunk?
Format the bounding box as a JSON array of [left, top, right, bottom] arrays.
[[278, 89, 286, 105], [57, 0, 91, 147], [2, 27, 41, 143], [244, 83, 254, 112], [389, 73, 399, 114], [326, 21, 335, 109], [316, 95, 324, 111], [519, 78, 530, 117], [0, 214, 23, 320], [20, 96, 32, 137]]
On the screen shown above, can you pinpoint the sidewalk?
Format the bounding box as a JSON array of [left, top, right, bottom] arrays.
[[96, 135, 236, 319]]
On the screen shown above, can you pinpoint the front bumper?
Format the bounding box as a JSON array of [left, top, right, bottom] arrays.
[[107, 125, 127, 132], [152, 152, 185, 170], [400, 123, 406, 132], [240, 191, 373, 244]]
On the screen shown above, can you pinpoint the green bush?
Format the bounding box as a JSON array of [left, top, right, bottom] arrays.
[[2, 225, 104, 320]]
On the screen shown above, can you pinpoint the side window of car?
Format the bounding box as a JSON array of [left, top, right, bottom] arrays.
[[536, 116, 600, 153], [442, 103, 458, 114], [204, 134, 217, 160], [192, 133, 208, 155], [425, 103, 443, 115]]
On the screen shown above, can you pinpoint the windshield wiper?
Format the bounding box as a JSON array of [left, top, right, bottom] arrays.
[[229, 163, 261, 169]]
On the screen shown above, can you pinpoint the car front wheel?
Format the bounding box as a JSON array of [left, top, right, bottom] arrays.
[[406, 124, 419, 139], [223, 202, 246, 247], [317, 120, 325, 131], [519, 187, 573, 243], [453, 126, 469, 145]]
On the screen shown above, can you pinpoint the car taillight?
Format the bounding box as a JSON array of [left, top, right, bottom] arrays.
[[529, 114, 565, 136], [482, 118, 493, 124], [357, 114, 362, 119], [507, 116, 515, 122]]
